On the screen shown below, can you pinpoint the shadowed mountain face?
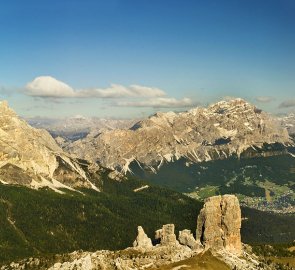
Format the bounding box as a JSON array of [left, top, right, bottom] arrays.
[[0, 101, 101, 191], [66, 99, 292, 172]]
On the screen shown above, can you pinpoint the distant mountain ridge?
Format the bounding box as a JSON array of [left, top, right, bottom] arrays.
[[66, 99, 292, 172], [26, 115, 140, 141]]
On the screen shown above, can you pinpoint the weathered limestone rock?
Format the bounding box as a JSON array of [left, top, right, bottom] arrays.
[[49, 254, 92, 270], [157, 224, 179, 246], [196, 195, 242, 255], [221, 195, 242, 254], [179, 229, 202, 250], [133, 226, 153, 249]]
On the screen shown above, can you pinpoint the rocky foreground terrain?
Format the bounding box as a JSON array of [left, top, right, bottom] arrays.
[[0, 101, 106, 192], [66, 99, 292, 173], [1, 195, 285, 270]]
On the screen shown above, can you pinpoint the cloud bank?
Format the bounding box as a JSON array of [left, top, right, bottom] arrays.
[[279, 99, 295, 108], [255, 96, 274, 103], [115, 97, 196, 108], [25, 76, 166, 98], [25, 76, 196, 109]]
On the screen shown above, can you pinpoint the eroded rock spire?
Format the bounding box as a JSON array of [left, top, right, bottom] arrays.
[[196, 194, 242, 255]]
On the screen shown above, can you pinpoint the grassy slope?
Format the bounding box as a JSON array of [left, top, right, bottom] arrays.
[[150, 251, 230, 270]]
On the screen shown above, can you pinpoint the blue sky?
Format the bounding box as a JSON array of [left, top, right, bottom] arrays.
[[0, 0, 295, 118]]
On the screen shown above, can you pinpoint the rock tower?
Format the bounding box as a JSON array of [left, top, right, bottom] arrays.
[[196, 194, 242, 255]]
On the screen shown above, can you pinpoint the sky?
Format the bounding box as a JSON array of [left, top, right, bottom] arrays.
[[0, 0, 295, 118]]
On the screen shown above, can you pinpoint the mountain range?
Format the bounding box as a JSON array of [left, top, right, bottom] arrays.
[[65, 99, 292, 171], [0, 99, 294, 268]]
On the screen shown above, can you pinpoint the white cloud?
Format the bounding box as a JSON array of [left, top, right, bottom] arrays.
[[115, 97, 196, 108], [25, 76, 166, 98], [255, 96, 274, 103], [129, 85, 165, 97], [279, 99, 295, 108], [25, 76, 199, 109], [26, 76, 76, 97]]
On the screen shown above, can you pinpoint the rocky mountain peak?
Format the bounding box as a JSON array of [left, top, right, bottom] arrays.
[[0, 101, 100, 191], [207, 98, 254, 114]]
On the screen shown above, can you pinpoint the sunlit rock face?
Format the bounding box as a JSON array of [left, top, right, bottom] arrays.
[[196, 195, 242, 255], [0, 100, 100, 191], [67, 99, 292, 172]]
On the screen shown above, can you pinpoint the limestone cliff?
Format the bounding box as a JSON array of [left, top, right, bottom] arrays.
[[0, 101, 100, 191]]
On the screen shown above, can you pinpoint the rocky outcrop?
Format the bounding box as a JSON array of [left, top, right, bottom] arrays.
[[0, 100, 102, 192], [179, 229, 202, 250], [133, 226, 153, 249], [159, 224, 179, 246], [67, 99, 292, 173], [196, 195, 242, 255]]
